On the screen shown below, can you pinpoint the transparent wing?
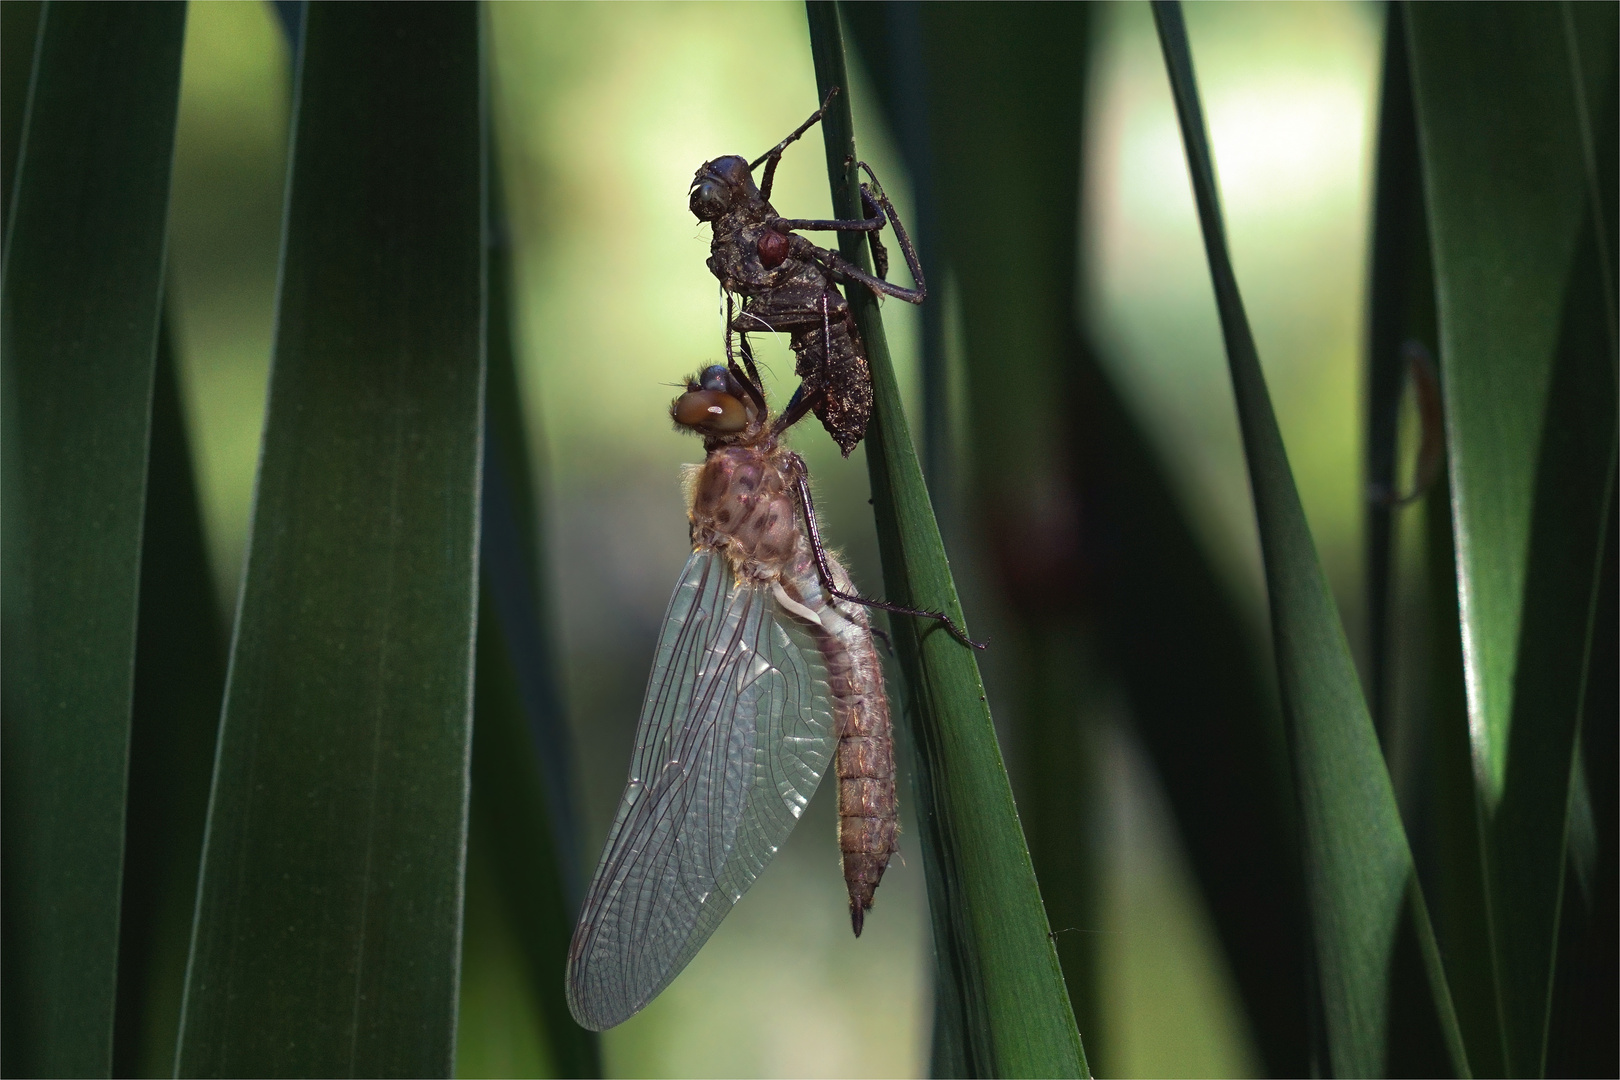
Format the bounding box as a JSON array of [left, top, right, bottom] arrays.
[[566, 550, 835, 1031]]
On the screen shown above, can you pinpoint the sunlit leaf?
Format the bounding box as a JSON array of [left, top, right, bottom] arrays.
[[1151, 4, 1466, 1075], [1362, 10, 1497, 1074], [0, 5, 186, 1075], [1407, 5, 1618, 1074], [176, 6, 484, 1074]]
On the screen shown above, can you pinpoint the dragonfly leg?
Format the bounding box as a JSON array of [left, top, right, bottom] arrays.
[[862, 186, 890, 280], [869, 624, 894, 657], [776, 163, 925, 304], [770, 206, 886, 233], [751, 86, 839, 201], [724, 293, 767, 411], [855, 162, 923, 296], [771, 382, 821, 437], [792, 472, 986, 650]]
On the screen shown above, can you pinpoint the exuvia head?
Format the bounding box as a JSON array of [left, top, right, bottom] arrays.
[[671, 364, 763, 443], [689, 156, 757, 222]]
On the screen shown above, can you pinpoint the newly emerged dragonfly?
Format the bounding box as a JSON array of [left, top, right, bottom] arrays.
[[565, 361, 979, 1031]]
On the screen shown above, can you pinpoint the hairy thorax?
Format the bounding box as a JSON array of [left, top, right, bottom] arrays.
[[686, 445, 804, 582]]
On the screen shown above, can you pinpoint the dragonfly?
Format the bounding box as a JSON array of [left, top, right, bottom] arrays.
[[565, 360, 980, 1031]]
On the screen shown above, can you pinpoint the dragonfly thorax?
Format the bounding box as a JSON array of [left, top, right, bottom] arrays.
[[688, 444, 806, 583]]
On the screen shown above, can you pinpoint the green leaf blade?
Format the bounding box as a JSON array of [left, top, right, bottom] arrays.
[[805, 6, 1087, 1076], [114, 315, 229, 1079], [175, 6, 485, 1075], [0, 4, 187, 1074], [1407, 6, 1618, 1073], [1151, 4, 1465, 1075], [1406, 4, 1607, 804]]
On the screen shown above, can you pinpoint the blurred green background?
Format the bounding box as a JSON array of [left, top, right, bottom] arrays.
[[165, 3, 1381, 1076]]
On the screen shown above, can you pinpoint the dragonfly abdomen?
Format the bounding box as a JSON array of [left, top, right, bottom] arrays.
[[792, 557, 896, 938], [830, 636, 896, 937]]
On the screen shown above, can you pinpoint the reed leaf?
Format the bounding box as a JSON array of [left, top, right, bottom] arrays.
[[841, 9, 1313, 1073], [1406, 6, 1618, 1074], [0, 0, 43, 245], [176, 6, 484, 1074], [804, 6, 1087, 1076], [113, 314, 228, 1079], [1151, 4, 1466, 1075], [0, 5, 186, 1074]]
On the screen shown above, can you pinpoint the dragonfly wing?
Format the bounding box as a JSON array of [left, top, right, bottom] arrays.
[[566, 550, 836, 1031]]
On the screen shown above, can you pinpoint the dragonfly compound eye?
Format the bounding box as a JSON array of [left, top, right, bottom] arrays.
[[671, 389, 747, 434], [698, 365, 731, 393], [689, 179, 729, 221]]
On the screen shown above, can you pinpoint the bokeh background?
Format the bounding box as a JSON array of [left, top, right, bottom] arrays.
[[165, 3, 1384, 1076]]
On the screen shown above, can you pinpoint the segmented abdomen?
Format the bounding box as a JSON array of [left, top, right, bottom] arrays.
[[776, 547, 895, 937], [824, 615, 894, 936]]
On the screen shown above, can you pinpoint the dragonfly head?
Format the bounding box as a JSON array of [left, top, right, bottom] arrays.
[[689, 156, 756, 222], [672, 364, 762, 443]]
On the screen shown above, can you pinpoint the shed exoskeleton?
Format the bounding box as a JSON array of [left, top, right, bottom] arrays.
[[689, 87, 926, 455]]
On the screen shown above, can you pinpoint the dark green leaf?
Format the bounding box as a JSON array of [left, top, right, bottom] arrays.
[[1364, 2, 1433, 740], [113, 314, 228, 1079], [0, 0, 43, 246], [1151, 4, 1465, 1075], [1407, 5, 1618, 1073], [1417, 472, 1499, 1078], [843, 8, 1312, 1074], [0, 5, 186, 1075], [175, 6, 484, 1075], [1545, 501, 1617, 1077], [804, 6, 1087, 1076], [847, 4, 1107, 1061], [1363, 10, 1496, 1074], [1079, 359, 1315, 1078]]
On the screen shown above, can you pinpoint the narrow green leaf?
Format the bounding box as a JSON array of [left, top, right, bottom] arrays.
[[478, 172, 584, 912], [917, 9, 1106, 1059], [1407, 6, 1618, 1073], [804, 6, 1087, 1076], [832, 3, 953, 509], [1406, 0, 1613, 811], [0, 0, 43, 246], [1363, 2, 1431, 740], [1420, 471, 1501, 1078], [175, 6, 485, 1075], [1544, 504, 1616, 1077], [0, 5, 186, 1075], [842, 10, 1312, 1073], [1151, 4, 1466, 1075], [113, 313, 228, 1079], [1363, 12, 1499, 1073], [847, 4, 1108, 1059]]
